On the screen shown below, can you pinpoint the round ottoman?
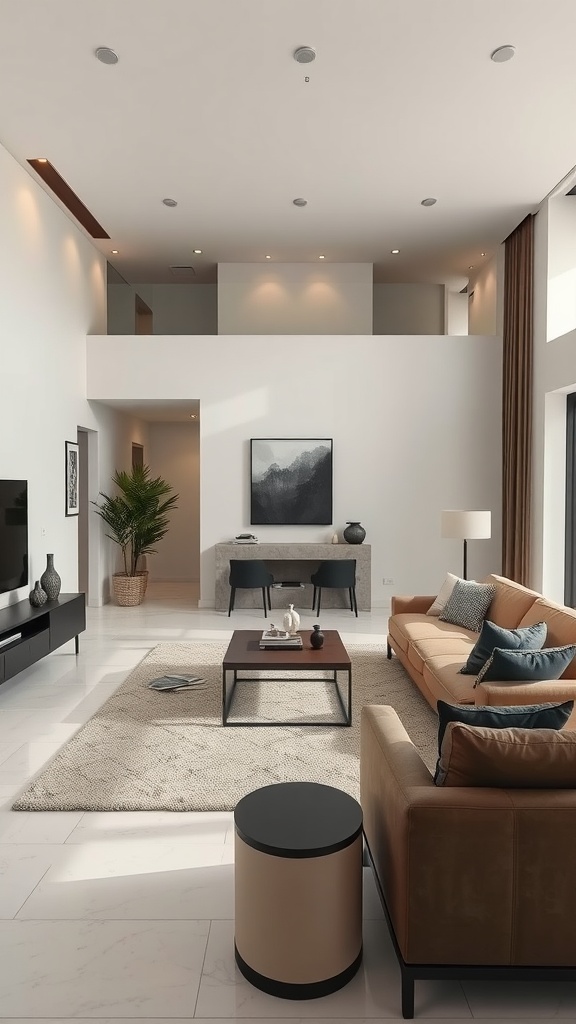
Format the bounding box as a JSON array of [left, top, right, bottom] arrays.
[[234, 781, 363, 999]]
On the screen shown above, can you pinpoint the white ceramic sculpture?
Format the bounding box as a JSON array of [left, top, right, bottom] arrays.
[[283, 603, 300, 634]]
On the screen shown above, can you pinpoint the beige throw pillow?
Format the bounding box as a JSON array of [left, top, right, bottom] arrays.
[[426, 572, 460, 616]]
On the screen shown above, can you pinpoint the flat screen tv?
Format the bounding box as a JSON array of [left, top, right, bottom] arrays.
[[0, 480, 28, 594]]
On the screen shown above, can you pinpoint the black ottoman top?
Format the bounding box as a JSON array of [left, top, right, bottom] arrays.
[[234, 781, 362, 858]]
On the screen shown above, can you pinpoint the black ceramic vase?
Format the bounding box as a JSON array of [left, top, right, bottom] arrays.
[[29, 581, 48, 607], [310, 624, 325, 649], [40, 554, 61, 601], [343, 522, 366, 544]]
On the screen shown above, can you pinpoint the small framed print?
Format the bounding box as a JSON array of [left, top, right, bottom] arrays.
[[65, 440, 80, 517], [250, 438, 333, 525]]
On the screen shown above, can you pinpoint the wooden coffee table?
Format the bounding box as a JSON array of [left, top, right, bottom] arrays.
[[222, 629, 352, 727]]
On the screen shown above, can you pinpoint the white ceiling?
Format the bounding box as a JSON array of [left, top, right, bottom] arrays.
[[2, 0, 576, 287]]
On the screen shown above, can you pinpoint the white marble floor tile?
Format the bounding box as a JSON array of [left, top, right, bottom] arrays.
[[0, 809, 84, 843], [0, 844, 57, 917], [18, 840, 234, 920], [462, 977, 576, 1018], [0, 739, 69, 784], [195, 918, 471, 1019], [0, 918, 209, 1017], [65, 808, 233, 844], [362, 867, 385, 920]]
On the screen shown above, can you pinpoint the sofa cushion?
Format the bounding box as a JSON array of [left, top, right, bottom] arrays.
[[423, 656, 478, 705], [519, 598, 576, 678], [408, 635, 475, 675], [436, 698, 574, 754], [481, 574, 541, 629], [426, 572, 459, 616], [475, 645, 576, 686], [461, 619, 548, 675], [436, 722, 576, 788], [388, 613, 478, 656], [440, 579, 496, 632]]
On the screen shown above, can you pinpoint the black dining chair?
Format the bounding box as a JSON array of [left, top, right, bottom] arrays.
[[311, 559, 358, 616], [228, 559, 274, 617]]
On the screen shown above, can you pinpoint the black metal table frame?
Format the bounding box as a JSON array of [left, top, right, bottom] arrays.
[[222, 666, 352, 727]]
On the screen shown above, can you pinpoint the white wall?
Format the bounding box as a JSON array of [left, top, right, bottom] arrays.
[[444, 289, 469, 336], [0, 140, 114, 609], [547, 195, 576, 342], [88, 334, 503, 608], [217, 263, 373, 335], [146, 421, 200, 581], [373, 284, 444, 335], [132, 284, 217, 335], [468, 252, 502, 336]]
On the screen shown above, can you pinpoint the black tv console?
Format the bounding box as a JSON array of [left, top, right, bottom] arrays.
[[0, 593, 85, 686]]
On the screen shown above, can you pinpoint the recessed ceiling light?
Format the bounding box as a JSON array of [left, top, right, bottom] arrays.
[[491, 44, 515, 63], [294, 46, 316, 64], [293, 197, 307, 207], [95, 46, 119, 65], [190, 414, 197, 419], [469, 265, 474, 270], [162, 198, 177, 207], [37, 158, 48, 163], [481, 252, 486, 257], [193, 249, 202, 254], [421, 197, 437, 207], [318, 254, 325, 259], [111, 249, 119, 254], [265, 255, 272, 259], [391, 249, 400, 255]]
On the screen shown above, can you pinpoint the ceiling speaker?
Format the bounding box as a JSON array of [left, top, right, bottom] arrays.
[[293, 46, 316, 64], [95, 46, 119, 65]]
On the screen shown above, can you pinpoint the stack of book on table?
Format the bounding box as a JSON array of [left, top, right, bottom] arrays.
[[259, 629, 303, 650]]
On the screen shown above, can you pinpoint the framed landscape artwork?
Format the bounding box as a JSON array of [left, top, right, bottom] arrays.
[[250, 438, 333, 525], [65, 440, 79, 517]]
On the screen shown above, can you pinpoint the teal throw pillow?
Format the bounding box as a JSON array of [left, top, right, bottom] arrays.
[[434, 698, 574, 782], [460, 619, 547, 675], [475, 645, 576, 686], [439, 578, 496, 633]]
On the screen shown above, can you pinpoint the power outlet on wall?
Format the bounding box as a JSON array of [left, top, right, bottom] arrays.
[[382, 577, 394, 585]]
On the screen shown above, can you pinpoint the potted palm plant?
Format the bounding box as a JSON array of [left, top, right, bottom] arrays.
[[93, 465, 179, 605]]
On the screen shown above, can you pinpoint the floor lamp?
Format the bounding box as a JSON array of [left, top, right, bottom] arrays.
[[441, 510, 492, 580]]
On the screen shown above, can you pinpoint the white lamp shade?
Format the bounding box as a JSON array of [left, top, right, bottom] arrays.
[[441, 510, 491, 540]]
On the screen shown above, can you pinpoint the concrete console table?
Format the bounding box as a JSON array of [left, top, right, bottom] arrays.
[[215, 543, 371, 612]]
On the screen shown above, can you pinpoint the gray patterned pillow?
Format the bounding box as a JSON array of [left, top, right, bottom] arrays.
[[439, 578, 496, 633]]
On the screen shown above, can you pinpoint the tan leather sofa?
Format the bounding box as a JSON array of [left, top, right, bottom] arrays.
[[387, 573, 576, 726], [360, 704, 576, 1017]]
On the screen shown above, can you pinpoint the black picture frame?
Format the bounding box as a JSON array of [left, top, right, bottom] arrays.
[[65, 440, 80, 517], [250, 438, 333, 525]]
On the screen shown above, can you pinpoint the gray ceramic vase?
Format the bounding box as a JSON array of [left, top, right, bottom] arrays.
[[29, 581, 48, 607], [343, 521, 366, 544], [40, 553, 61, 601]]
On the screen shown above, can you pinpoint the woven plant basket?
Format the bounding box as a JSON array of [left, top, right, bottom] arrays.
[[112, 571, 148, 606]]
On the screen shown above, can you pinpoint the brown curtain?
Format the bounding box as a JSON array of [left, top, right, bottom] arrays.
[[502, 214, 534, 584]]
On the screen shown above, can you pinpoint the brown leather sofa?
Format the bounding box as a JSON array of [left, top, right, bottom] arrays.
[[360, 704, 576, 1017], [387, 573, 576, 726]]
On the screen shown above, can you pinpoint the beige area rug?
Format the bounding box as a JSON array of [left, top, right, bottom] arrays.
[[13, 641, 438, 812]]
